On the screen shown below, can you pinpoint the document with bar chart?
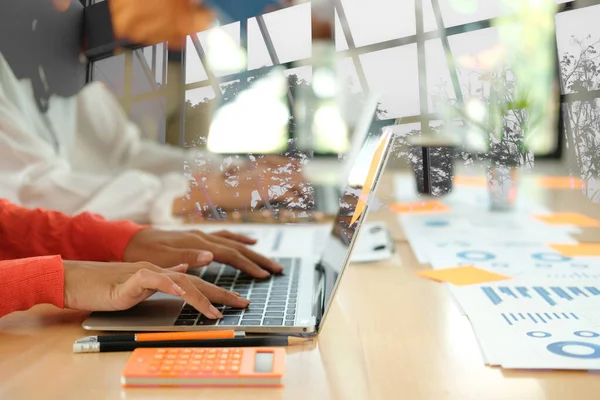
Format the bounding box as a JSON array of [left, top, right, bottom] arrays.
[[451, 277, 600, 369]]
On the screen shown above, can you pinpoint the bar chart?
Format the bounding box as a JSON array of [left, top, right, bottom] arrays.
[[500, 311, 580, 326], [482, 286, 600, 306]]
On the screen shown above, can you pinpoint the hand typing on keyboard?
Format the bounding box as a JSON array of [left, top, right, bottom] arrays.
[[63, 262, 249, 319], [123, 228, 283, 279]]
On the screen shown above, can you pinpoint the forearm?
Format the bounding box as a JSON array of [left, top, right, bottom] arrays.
[[0, 199, 145, 262], [0, 256, 64, 318]]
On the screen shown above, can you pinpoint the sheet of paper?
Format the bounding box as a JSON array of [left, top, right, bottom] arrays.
[[429, 241, 600, 277], [417, 266, 512, 286]]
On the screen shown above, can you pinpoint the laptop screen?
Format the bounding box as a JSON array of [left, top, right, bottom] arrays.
[[316, 129, 395, 323]]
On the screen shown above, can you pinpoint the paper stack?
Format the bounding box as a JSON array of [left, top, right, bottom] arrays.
[[393, 174, 600, 370]]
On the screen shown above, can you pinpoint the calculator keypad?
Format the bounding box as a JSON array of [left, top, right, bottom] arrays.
[[144, 348, 243, 376]]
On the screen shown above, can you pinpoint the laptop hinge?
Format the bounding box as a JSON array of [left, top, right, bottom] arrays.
[[313, 262, 327, 329]]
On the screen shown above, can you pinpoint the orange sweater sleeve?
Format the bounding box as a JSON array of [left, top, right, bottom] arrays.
[[0, 256, 64, 317], [0, 199, 146, 317], [0, 199, 145, 262]]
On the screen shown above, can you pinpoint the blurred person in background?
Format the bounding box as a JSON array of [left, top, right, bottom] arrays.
[[0, 0, 321, 226]]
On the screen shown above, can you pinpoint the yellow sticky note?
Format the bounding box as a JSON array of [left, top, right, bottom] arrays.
[[390, 200, 450, 214], [534, 212, 600, 227], [548, 243, 600, 257], [417, 266, 512, 286], [453, 175, 487, 187], [537, 176, 584, 189]]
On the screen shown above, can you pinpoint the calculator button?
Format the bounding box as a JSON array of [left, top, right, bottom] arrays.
[[230, 365, 240, 372], [190, 365, 200, 371], [156, 349, 167, 353], [231, 359, 240, 365], [191, 360, 201, 365], [154, 354, 164, 359], [178, 360, 188, 365], [193, 354, 203, 359], [285, 321, 295, 326], [182, 349, 192, 353], [208, 349, 218, 354], [207, 354, 217, 360], [218, 366, 226, 372], [263, 318, 284, 326], [221, 349, 230, 353]]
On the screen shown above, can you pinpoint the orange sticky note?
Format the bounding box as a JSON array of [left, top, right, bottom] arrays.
[[548, 243, 600, 257], [350, 131, 389, 226], [537, 176, 584, 189], [417, 266, 512, 286], [453, 175, 487, 187], [534, 212, 600, 227], [390, 200, 450, 214]]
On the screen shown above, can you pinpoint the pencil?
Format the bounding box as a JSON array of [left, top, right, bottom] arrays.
[[73, 336, 310, 353], [75, 330, 242, 344]]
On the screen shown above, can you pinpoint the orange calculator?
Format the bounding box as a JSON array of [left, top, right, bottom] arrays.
[[121, 347, 285, 388]]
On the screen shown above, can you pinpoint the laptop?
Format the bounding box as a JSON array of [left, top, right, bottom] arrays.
[[307, 93, 381, 215], [82, 129, 396, 334]]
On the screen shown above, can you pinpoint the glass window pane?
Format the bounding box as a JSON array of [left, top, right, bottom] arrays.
[[195, 22, 244, 78], [436, 0, 515, 28], [358, 44, 420, 118], [425, 38, 456, 113], [562, 99, 600, 198], [556, 6, 600, 94], [247, 17, 275, 70], [131, 47, 163, 96], [339, 0, 416, 47], [130, 97, 167, 142], [92, 53, 125, 98], [423, 0, 439, 32], [185, 35, 209, 84], [334, 10, 349, 51], [261, 3, 311, 64]]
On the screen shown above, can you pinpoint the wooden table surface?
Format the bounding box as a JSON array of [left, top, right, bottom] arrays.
[[1, 168, 599, 400]]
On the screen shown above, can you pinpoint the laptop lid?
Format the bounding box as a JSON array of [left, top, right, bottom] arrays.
[[336, 93, 381, 191], [312, 127, 396, 333]]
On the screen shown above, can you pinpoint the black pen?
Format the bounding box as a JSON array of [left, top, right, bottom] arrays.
[[75, 331, 245, 344], [73, 336, 310, 353]]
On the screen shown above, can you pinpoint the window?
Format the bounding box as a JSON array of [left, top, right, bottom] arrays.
[[86, 0, 593, 161]]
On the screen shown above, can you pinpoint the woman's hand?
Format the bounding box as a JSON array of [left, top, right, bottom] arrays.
[[123, 228, 283, 278], [63, 261, 250, 319], [190, 156, 311, 211]]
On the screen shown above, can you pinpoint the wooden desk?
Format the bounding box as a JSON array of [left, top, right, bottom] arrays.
[[1, 170, 599, 400]]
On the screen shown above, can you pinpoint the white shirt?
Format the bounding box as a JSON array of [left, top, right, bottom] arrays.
[[0, 53, 224, 225]]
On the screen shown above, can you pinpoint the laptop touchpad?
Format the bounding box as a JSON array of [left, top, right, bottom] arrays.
[[84, 293, 183, 328]]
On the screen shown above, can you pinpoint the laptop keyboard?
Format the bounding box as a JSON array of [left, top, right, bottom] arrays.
[[174, 258, 300, 327]]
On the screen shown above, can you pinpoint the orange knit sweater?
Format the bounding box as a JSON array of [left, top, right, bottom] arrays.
[[0, 199, 144, 317]]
